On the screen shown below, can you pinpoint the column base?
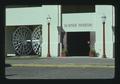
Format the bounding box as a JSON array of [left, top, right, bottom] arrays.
[[58, 43, 62, 57], [47, 53, 51, 57], [103, 55, 106, 58]]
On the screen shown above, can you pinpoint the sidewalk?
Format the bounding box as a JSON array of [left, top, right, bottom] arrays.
[[5, 56, 115, 68]]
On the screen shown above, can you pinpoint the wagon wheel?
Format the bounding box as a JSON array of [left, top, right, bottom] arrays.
[[12, 26, 32, 55], [32, 26, 42, 55]]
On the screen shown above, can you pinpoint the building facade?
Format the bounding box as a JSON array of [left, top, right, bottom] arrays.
[[5, 5, 115, 58]]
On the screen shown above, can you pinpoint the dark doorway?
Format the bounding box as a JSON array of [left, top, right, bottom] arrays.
[[67, 32, 90, 56]]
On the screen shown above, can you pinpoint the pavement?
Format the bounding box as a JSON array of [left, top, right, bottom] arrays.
[[5, 56, 115, 68]]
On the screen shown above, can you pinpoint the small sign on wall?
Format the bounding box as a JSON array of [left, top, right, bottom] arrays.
[[64, 23, 92, 28]]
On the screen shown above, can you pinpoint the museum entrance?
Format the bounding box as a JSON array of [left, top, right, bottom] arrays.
[[67, 32, 90, 56]]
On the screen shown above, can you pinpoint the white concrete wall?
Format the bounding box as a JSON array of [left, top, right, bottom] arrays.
[[6, 5, 59, 57], [95, 5, 114, 58]]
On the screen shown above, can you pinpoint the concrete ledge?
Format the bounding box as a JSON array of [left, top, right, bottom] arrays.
[[11, 64, 115, 68]]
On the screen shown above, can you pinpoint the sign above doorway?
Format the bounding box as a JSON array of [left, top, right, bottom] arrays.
[[64, 23, 93, 28]]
